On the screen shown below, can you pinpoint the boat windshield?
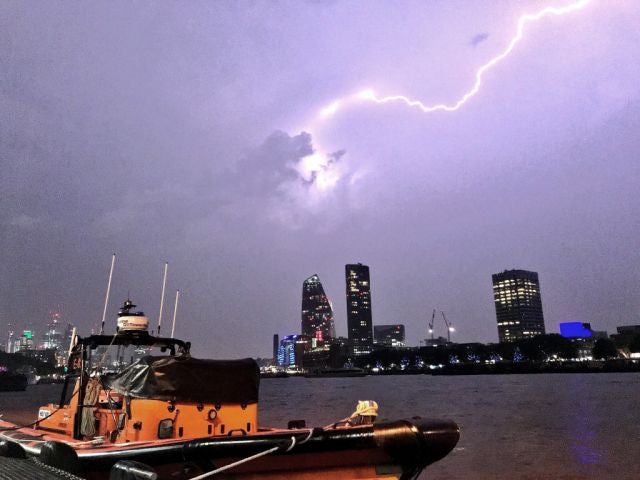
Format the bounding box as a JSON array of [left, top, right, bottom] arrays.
[[67, 332, 190, 376], [87, 343, 169, 374]]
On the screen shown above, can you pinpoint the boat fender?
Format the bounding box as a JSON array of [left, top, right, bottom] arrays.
[[0, 440, 26, 459], [109, 460, 158, 480], [39, 440, 82, 475]]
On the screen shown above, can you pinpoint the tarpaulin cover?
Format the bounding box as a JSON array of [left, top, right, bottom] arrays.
[[102, 356, 260, 404]]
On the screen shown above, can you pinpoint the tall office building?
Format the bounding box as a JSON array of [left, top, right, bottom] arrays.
[[43, 310, 63, 351], [272, 334, 279, 364], [492, 269, 546, 343], [301, 275, 335, 342], [345, 263, 373, 356], [6, 323, 15, 353]]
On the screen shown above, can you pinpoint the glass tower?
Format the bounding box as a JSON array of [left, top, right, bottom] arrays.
[[492, 269, 546, 343], [345, 263, 373, 355], [301, 275, 335, 342]]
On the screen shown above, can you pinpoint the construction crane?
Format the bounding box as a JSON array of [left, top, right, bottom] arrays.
[[441, 311, 455, 342], [428, 309, 436, 340]]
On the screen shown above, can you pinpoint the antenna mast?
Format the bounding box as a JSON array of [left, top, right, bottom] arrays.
[[157, 262, 168, 336], [100, 253, 116, 334], [170, 290, 180, 338]]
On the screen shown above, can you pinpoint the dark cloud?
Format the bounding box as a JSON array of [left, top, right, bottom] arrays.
[[470, 32, 489, 47], [232, 131, 312, 195], [1, 2, 639, 357]]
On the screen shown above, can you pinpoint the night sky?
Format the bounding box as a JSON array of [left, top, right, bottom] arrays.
[[1, 1, 639, 358]]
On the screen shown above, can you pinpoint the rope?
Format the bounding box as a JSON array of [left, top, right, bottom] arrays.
[[285, 435, 296, 452], [96, 377, 121, 439], [325, 400, 379, 428], [76, 331, 118, 439], [298, 428, 314, 445], [0, 388, 79, 432], [353, 400, 379, 418], [189, 430, 315, 479], [188, 444, 282, 479], [80, 378, 101, 437]]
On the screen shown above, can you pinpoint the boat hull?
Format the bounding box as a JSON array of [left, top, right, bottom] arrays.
[[1, 418, 459, 479]]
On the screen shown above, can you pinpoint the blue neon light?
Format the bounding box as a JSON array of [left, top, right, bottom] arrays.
[[560, 322, 593, 338]]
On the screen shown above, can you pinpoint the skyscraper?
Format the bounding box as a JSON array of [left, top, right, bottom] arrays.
[[6, 323, 15, 353], [272, 334, 279, 364], [345, 263, 373, 356], [43, 310, 63, 351], [301, 274, 335, 342], [492, 269, 546, 343]]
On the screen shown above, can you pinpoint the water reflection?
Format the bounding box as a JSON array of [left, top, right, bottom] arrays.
[[566, 375, 603, 466]]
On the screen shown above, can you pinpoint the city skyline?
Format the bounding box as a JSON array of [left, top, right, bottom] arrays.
[[1, 261, 631, 357], [1, 2, 639, 358]]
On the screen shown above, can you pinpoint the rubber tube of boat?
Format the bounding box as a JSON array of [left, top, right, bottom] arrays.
[[109, 460, 158, 480], [39, 441, 82, 475], [0, 440, 26, 459]]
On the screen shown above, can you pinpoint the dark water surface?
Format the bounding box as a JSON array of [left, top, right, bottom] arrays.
[[2, 373, 639, 479]]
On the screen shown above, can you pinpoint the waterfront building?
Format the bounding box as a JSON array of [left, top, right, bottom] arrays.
[[301, 274, 335, 342], [277, 334, 312, 368], [559, 322, 607, 340], [559, 322, 608, 359], [492, 269, 546, 343], [611, 325, 640, 352], [272, 334, 279, 364], [18, 330, 35, 351], [373, 324, 405, 347], [424, 336, 449, 347], [345, 263, 373, 356], [614, 325, 640, 339]]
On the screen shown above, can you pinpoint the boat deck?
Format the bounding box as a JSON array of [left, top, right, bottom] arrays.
[[0, 456, 85, 480]]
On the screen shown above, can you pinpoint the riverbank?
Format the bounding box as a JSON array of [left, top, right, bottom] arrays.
[[262, 359, 640, 378], [431, 359, 640, 375]]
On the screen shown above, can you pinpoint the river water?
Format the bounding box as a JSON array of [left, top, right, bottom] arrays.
[[1, 373, 639, 479]]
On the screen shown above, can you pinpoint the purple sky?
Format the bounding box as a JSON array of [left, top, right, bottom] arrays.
[[1, 1, 639, 358]]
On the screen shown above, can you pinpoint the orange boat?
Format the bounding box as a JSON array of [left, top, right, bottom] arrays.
[[0, 300, 459, 479]]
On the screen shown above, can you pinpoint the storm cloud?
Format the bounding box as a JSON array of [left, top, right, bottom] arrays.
[[1, 1, 639, 357]]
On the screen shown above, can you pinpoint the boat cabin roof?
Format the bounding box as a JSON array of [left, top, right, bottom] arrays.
[[73, 331, 190, 356], [102, 355, 260, 404]]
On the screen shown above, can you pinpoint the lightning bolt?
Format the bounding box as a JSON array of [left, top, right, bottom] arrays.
[[300, 0, 594, 193], [315, 0, 594, 121]]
